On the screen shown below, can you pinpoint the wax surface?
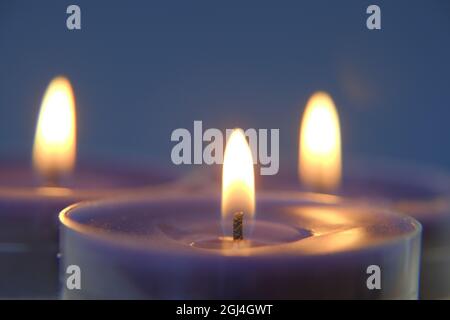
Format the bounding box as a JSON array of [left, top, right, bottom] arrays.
[[60, 194, 421, 299]]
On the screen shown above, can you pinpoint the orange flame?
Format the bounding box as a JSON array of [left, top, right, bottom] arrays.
[[299, 92, 341, 192], [33, 76, 76, 182], [221, 129, 255, 236]]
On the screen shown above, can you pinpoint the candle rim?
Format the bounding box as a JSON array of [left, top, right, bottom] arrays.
[[0, 160, 178, 200], [59, 192, 422, 257]]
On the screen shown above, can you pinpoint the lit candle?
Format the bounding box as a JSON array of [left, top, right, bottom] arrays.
[[0, 76, 175, 298], [60, 129, 421, 299], [261, 92, 450, 299]]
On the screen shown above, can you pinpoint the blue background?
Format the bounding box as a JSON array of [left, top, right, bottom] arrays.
[[0, 0, 449, 173]]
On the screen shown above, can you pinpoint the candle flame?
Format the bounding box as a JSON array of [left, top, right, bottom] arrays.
[[299, 92, 341, 192], [33, 76, 76, 182], [221, 129, 255, 236]]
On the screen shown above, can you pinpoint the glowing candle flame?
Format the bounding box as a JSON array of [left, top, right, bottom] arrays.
[[33, 76, 76, 183], [299, 92, 341, 192], [221, 129, 255, 237]]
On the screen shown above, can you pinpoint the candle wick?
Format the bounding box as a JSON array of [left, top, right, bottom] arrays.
[[232, 211, 244, 241]]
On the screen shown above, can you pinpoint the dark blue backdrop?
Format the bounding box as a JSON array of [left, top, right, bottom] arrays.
[[0, 1, 449, 173]]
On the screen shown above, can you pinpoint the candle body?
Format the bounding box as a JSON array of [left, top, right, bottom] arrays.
[[60, 195, 421, 299], [0, 195, 81, 298], [0, 162, 175, 298]]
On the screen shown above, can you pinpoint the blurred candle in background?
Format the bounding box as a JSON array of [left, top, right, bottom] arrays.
[[0, 76, 175, 298], [264, 91, 450, 299]]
